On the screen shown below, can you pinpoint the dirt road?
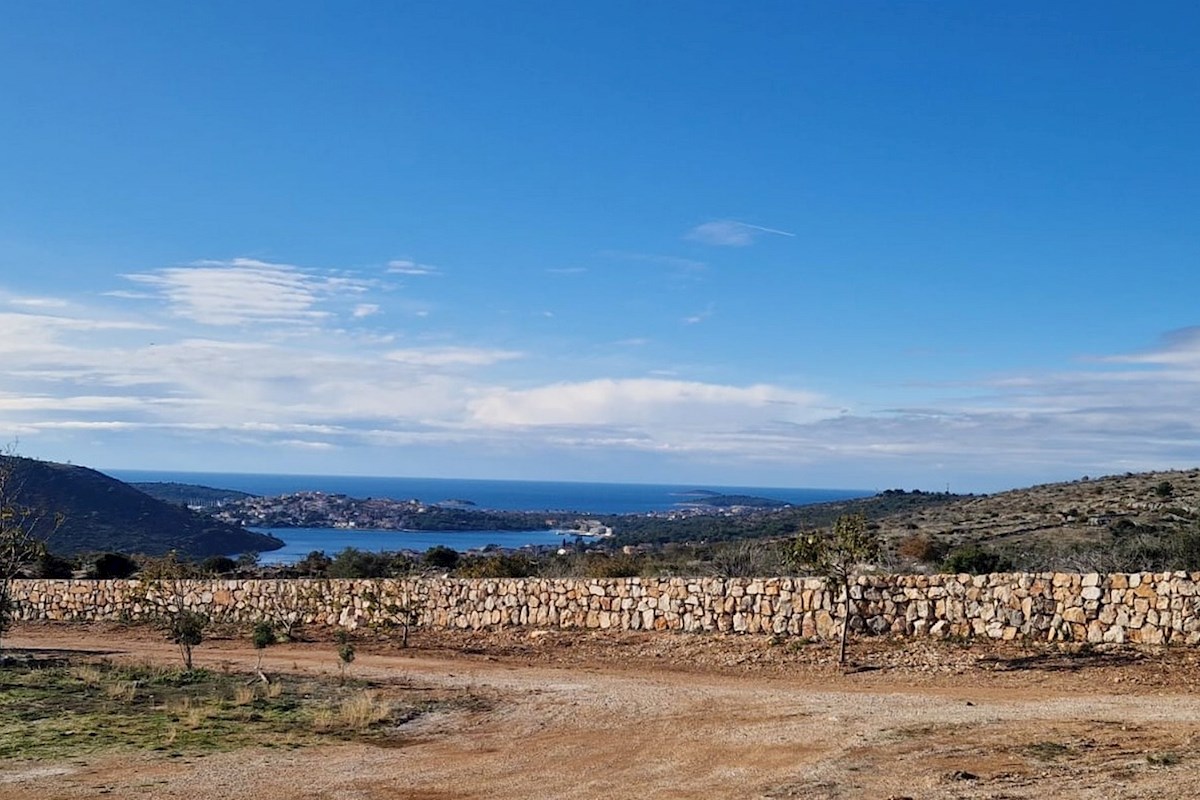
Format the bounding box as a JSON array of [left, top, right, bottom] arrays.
[[5, 623, 1200, 799]]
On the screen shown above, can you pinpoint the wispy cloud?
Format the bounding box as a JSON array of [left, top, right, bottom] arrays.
[[685, 219, 795, 247], [546, 267, 588, 275], [385, 347, 523, 368], [469, 378, 827, 429], [387, 259, 441, 276], [7, 296, 69, 309], [7, 261, 1200, 491], [123, 258, 375, 326]]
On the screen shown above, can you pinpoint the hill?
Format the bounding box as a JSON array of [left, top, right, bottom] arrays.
[[869, 468, 1200, 569], [131, 482, 255, 507], [605, 468, 1200, 573], [0, 456, 283, 558]]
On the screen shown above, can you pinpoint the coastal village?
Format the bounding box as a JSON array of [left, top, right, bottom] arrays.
[[208, 490, 617, 539]]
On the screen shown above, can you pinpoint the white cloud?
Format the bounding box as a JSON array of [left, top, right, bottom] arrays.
[[386, 347, 523, 368], [387, 259, 441, 276], [9, 261, 1200, 492], [469, 378, 828, 429], [123, 258, 375, 326], [1101, 326, 1200, 367], [7, 296, 69, 309], [685, 219, 795, 247]]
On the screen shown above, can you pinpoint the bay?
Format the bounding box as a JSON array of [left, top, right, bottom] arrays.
[[251, 526, 579, 565], [107, 470, 873, 563]]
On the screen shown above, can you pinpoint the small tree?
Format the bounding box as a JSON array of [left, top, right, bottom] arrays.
[[167, 610, 207, 671], [141, 552, 208, 671], [0, 459, 61, 653], [251, 620, 276, 673], [785, 513, 880, 666], [335, 629, 355, 684]]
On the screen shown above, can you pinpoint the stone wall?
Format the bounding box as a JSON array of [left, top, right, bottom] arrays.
[[12, 572, 1200, 644]]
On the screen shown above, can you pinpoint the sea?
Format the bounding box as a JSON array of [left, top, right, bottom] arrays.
[[109, 470, 872, 564]]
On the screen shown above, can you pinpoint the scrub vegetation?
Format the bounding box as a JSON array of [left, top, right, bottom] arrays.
[[0, 656, 457, 760]]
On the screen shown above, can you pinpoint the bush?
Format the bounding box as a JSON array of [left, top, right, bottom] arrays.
[[581, 553, 641, 578], [327, 548, 411, 579], [200, 556, 237, 575], [456, 554, 538, 578], [707, 541, 785, 578], [941, 546, 1012, 575], [251, 620, 276, 650], [35, 551, 75, 579], [294, 551, 332, 576], [896, 533, 946, 563], [92, 552, 139, 579], [423, 545, 460, 570]]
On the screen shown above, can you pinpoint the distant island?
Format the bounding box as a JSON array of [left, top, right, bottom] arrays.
[[676, 493, 790, 509]]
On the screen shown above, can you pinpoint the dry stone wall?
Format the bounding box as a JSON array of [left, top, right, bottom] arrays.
[[13, 572, 1200, 645]]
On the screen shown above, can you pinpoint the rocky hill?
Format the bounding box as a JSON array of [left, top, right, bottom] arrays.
[[0, 456, 282, 558], [857, 468, 1200, 573]]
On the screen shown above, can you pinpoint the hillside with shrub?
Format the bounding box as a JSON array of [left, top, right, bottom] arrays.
[[0, 456, 282, 558]]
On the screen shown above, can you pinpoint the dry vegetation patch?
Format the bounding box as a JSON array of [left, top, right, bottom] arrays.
[[0, 651, 469, 761]]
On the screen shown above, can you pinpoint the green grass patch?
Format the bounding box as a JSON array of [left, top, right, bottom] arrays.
[[0, 657, 452, 761]]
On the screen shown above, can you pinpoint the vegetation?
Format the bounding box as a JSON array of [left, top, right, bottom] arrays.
[[0, 657, 455, 759], [139, 553, 209, 670], [0, 457, 60, 652], [785, 514, 881, 665], [335, 630, 356, 683], [131, 481, 254, 506], [92, 552, 140, 579]]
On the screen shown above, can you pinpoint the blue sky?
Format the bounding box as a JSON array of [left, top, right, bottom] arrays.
[[2, 2, 1199, 492]]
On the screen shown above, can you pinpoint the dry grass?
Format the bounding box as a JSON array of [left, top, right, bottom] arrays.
[[232, 685, 256, 706], [104, 680, 138, 702], [311, 690, 393, 733]]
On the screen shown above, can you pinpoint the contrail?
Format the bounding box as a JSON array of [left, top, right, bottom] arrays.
[[738, 222, 796, 237]]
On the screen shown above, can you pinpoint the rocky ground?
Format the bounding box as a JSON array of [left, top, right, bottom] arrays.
[[5, 622, 1200, 799]]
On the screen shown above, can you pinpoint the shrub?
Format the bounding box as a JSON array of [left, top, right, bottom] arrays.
[[35, 551, 75, 579], [199, 556, 237, 575], [941, 546, 1012, 575], [167, 610, 208, 671], [326, 548, 410, 579], [294, 551, 332, 576], [92, 552, 139, 579], [581, 553, 641, 579], [896, 533, 946, 563], [456, 554, 538, 578], [423, 545, 460, 570]]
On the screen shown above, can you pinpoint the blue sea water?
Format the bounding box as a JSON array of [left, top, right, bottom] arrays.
[[108, 470, 872, 564], [108, 470, 870, 514], [251, 527, 578, 565]]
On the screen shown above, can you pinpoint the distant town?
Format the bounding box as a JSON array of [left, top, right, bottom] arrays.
[[202, 489, 791, 538]]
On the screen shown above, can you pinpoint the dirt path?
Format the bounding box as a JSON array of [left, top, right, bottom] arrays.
[[5, 624, 1200, 799]]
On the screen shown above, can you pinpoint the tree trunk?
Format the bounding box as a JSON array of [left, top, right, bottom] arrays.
[[838, 580, 850, 665]]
